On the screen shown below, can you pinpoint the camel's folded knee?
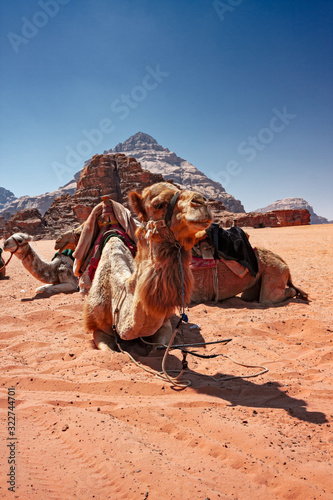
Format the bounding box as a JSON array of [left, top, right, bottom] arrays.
[[93, 331, 118, 352]]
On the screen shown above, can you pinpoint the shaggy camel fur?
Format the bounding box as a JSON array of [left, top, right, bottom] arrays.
[[191, 245, 308, 305], [83, 182, 212, 351], [3, 233, 78, 296], [57, 221, 307, 306]]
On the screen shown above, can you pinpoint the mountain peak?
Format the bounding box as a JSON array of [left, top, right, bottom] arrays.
[[112, 132, 161, 152]]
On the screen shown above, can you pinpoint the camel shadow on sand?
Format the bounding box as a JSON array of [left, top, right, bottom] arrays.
[[197, 295, 310, 311], [117, 315, 327, 426]]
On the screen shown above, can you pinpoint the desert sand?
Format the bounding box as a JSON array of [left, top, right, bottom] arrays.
[[0, 224, 332, 499]]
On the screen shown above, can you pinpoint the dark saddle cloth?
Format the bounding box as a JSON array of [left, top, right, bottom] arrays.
[[205, 223, 258, 277]]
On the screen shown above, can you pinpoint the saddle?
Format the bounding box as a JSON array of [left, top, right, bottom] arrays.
[[192, 223, 258, 277]]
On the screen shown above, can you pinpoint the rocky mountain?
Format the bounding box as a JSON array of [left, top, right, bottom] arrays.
[[255, 198, 332, 225], [0, 179, 77, 220], [107, 132, 244, 213], [0, 187, 16, 211], [0, 153, 311, 239], [0, 132, 243, 219]]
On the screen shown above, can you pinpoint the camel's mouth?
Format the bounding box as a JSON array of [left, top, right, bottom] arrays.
[[186, 219, 212, 229], [3, 242, 13, 252]]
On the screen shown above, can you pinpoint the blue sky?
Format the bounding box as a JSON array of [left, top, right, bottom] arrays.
[[0, 0, 332, 218]]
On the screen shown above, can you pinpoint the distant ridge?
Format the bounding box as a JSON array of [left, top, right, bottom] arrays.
[[254, 197, 332, 225], [0, 187, 16, 211]]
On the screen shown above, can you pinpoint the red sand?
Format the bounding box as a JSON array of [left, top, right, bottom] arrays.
[[0, 224, 332, 499]]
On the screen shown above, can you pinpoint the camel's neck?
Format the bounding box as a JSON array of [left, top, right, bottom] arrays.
[[109, 232, 194, 341], [15, 244, 55, 284], [135, 237, 194, 317]]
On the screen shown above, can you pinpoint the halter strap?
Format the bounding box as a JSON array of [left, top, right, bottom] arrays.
[[0, 236, 27, 273], [164, 191, 180, 227]]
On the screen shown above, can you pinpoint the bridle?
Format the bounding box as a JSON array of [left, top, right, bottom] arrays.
[[164, 191, 180, 228], [141, 190, 181, 237], [0, 236, 29, 273]]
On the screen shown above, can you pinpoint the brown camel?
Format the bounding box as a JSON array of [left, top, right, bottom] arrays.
[[190, 244, 308, 305], [83, 182, 212, 350]]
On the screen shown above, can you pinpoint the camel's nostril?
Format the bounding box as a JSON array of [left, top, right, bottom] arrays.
[[191, 199, 205, 207]]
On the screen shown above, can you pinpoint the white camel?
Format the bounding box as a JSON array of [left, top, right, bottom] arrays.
[[3, 233, 78, 296]]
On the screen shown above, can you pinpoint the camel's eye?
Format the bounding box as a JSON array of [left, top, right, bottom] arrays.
[[152, 200, 167, 210]]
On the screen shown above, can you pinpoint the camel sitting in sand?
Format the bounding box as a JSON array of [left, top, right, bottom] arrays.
[[190, 238, 308, 305], [3, 233, 78, 296], [82, 182, 212, 350], [57, 219, 307, 306]]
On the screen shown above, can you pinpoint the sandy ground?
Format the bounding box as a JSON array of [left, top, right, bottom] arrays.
[[0, 224, 332, 500]]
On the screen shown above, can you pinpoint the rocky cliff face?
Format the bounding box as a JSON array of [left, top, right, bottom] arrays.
[[255, 197, 331, 225], [108, 132, 244, 213], [0, 187, 16, 211], [2, 208, 48, 238], [70, 153, 163, 223], [218, 208, 311, 228], [4, 153, 163, 239]]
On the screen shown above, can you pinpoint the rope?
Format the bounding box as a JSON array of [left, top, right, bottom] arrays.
[[0, 251, 13, 273], [120, 330, 268, 385], [115, 318, 191, 388], [0, 236, 28, 274], [205, 353, 268, 381]]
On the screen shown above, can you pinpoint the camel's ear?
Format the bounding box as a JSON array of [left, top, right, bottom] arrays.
[[128, 191, 147, 221]]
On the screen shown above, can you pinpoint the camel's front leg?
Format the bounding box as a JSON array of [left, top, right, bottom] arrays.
[[149, 319, 173, 347], [93, 330, 118, 352], [35, 282, 78, 296]]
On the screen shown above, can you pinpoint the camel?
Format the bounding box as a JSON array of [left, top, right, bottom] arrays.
[[57, 219, 307, 307], [190, 243, 308, 305], [83, 182, 213, 351], [54, 224, 84, 253], [3, 233, 78, 296]]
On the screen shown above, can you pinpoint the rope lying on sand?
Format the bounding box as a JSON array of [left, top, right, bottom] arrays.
[[115, 323, 269, 388]]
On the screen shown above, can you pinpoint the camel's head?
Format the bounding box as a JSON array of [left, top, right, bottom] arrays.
[[3, 233, 31, 253], [129, 182, 213, 249], [54, 224, 84, 252]]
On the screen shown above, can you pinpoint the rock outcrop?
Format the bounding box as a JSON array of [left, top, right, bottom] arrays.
[[71, 153, 163, 222], [1, 153, 164, 239], [217, 209, 311, 228], [255, 197, 331, 225], [108, 132, 244, 213], [1, 208, 48, 238]]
